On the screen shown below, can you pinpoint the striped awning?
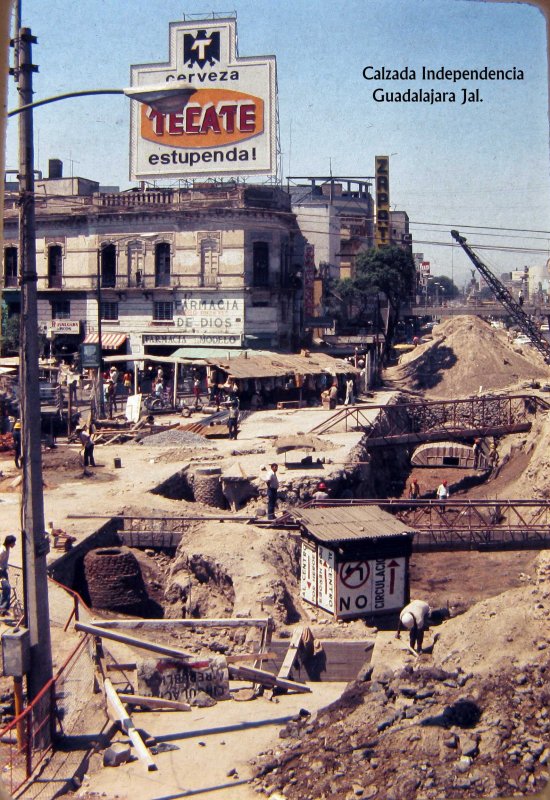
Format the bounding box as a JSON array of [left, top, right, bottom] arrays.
[[83, 333, 128, 350]]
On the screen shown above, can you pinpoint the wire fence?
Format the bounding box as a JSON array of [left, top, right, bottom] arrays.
[[0, 577, 97, 797]]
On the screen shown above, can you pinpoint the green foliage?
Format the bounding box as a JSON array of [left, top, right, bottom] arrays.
[[0, 303, 20, 354], [354, 246, 417, 312], [426, 274, 460, 299]]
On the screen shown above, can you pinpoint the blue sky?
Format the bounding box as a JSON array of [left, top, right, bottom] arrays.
[[5, 0, 550, 285]]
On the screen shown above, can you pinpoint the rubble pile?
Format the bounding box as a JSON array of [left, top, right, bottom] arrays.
[[386, 316, 549, 398], [253, 661, 550, 800]]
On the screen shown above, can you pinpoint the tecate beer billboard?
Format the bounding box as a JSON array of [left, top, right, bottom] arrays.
[[129, 18, 277, 180]]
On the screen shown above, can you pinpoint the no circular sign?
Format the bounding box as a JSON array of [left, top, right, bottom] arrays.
[[339, 561, 370, 589]]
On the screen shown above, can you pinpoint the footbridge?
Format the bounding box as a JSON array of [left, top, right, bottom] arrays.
[[306, 498, 550, 552], [310, 394, 550, 445]]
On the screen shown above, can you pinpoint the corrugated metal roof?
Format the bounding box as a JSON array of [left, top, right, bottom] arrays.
[[293, 505, 415, 543]]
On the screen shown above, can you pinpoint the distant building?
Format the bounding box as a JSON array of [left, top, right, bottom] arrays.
[[289, 177, 375, 280]]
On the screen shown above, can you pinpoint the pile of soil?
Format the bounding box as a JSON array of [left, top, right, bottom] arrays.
[[386, 316, 549, 398], [253, 658, 550, 800]]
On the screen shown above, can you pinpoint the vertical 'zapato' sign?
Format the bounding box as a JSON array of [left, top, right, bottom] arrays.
[[375, 156, 390, 247], [129, 18, 277, 180]]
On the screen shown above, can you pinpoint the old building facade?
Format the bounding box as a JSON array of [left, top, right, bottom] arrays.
[[2, 165, 304, 359]]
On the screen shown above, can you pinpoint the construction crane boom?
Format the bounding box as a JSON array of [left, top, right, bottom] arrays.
[[450, 229, 550, 364]]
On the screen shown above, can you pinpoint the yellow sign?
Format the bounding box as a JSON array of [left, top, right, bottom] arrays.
[[375, 155, 390, 247]]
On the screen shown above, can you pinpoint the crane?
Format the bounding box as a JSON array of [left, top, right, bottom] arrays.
[[450, 229, 550, 364]]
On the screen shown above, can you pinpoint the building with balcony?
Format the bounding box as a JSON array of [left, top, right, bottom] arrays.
[[2, 161, 304, 360]]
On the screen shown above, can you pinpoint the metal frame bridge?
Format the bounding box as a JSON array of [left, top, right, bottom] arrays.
[[298, 498, 550, 552], [310, 394, 550, 444]]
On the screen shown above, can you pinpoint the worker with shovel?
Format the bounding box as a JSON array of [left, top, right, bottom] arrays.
[[396, 600, 432, 654]]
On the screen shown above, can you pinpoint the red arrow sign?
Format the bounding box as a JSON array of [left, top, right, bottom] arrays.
[[387, 559, 399, 594]]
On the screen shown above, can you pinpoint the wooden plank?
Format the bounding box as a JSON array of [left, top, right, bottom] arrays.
[[118, 693, 191, 712], [91, 617, 271, 630], [226, 651, 276, 663], [76, 622, 196, 662], [228, 663, 310, 693], [277, 627, 303, 680], [104, 679, 157, 772], [106, 663, 137, 672]]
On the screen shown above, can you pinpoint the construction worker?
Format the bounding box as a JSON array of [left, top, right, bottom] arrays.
[[472, 438, 481, 469], [313, 482, 329, 501], [436, 480, 449, 512], [396, 599, 431, 653], [408, 478, 420, 499], [12, 420, 22, 468]]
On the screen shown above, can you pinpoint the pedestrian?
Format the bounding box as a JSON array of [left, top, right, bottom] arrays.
[[329, 381, 338, 409], [313, 482, 329, 501], [0, 535, 17, 616], [123, 371, 132, 395], [264, 463, 279, 520], [76, 425, 96, 468], [408, 478, 420, 499], [344, 375, 355, 406], [68, 367, 79, 405], [436, 479, 449, 509], [472, 438, 481, 469], [12, 419, 22, 469], [519, 289, 524, 307], [106, 379, 116, 417], [396, 599, 431, 653], [227, 397, 240, 440], [193, 376, 202, 408]]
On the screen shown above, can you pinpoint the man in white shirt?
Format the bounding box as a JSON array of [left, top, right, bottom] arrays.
[[264, 463, 279, 520], [396, 599, 431, 653], [0, 535, 16, 616]]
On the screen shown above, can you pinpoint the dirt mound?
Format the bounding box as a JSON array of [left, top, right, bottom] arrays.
[[432, 551, 550, 675], [386, 316, 549, 398], [254, 659, 550, 799]]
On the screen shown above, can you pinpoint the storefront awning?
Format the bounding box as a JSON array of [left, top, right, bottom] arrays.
[[83, 333, 128, 350]]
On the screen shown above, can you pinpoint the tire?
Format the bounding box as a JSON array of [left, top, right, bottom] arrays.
[[149, 398, 163, 411]]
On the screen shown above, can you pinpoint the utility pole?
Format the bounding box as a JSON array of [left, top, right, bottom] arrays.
[[17, 27, 53, 704]]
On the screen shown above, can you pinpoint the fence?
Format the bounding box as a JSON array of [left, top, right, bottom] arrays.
[[0, 580, 95, 797]]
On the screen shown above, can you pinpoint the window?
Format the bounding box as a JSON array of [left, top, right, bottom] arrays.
[[48, 245, 63, 288], [101, 301, 119, 321], [154, 301, 173, 321], [51, 300, 70, 319], [200, 237, 220, 287], [155, 242, 171, 287], [100, 243, 116, 288], [253, 242, 269, 288], [4, 247, 17, 287], [127, 241, 144, 287]]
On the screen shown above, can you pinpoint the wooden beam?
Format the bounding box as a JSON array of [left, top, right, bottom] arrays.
[[104, 678, 157, 772], [76, 622, 198, 663], [277, 627, 304, 681], [228, 663, 310, 693], [91, 617, 271, 630], [117, 693, 191, 712]]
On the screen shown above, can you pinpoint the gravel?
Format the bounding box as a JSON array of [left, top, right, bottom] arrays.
[[141, 430, 213, 447]]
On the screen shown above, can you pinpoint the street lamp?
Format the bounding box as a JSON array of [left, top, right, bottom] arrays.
[[10, 26, 197, 706]]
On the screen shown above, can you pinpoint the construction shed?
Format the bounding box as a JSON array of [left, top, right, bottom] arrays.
[[292, 504, 415, 620]]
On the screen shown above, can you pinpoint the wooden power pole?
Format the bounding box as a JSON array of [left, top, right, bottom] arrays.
[[17, 27, 53, 704]]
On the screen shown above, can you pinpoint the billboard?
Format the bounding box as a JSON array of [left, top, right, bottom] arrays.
[[130, 18, 277, 179], [375, 155, 390, 247]]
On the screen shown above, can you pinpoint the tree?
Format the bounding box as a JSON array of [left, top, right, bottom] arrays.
[[0, 303, 20, 355], [426, 274, 460, 301], [331, 246, 416, 341]]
